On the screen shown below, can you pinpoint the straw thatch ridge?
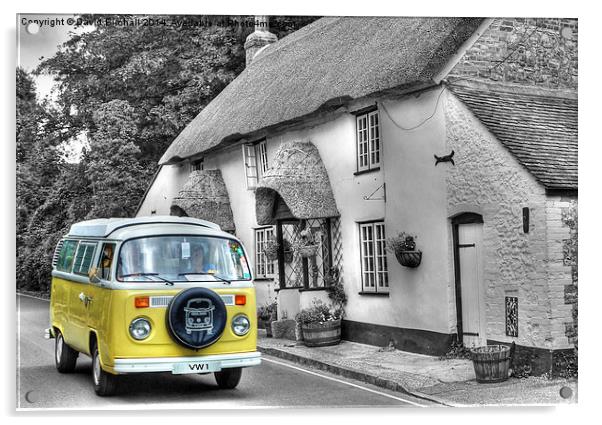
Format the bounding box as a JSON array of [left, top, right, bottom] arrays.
[[159, 17, 484, 165], [255, 141, 339, 225], [171, 170, 236, 233]]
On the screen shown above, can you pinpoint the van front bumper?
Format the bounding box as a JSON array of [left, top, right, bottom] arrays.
[[111, 351, 261, 374]]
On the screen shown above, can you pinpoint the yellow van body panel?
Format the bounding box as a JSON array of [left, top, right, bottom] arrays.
[[50, 278, 257, 371]]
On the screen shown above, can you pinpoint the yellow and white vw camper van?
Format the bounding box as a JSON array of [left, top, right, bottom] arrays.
[[46, 216, 260, 396]]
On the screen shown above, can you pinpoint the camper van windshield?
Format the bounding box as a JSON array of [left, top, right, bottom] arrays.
[[117, 236, 251, 282]]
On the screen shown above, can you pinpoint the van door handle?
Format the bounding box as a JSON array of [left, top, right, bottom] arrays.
[[79, 292, 92, 306]]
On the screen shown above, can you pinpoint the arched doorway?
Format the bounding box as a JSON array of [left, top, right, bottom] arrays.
[[452, 213, 487, 347]]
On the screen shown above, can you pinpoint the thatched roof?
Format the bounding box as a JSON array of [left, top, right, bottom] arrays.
[[159, 17, 484, 165], [255, 141, 339, 225], [171, 170, 236, 233]]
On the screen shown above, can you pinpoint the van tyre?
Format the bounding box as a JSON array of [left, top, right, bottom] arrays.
[[92, 344, 117, 397], [55, 330, 78, 373], [214, 367, 242, 389]]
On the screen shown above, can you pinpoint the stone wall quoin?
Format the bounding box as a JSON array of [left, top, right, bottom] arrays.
[[450, 18, 578, 90], [444, 93, 551, 348]]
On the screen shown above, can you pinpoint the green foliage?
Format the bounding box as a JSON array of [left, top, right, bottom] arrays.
[[325, 267, 347, 314], [295, 299, 342, 326], [257, 301, 278, 321], [386, 232, 417, 252], [439, 340, 472, 360], [17, 16, 319, 294]]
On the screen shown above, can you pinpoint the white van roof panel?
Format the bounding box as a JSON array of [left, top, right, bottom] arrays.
[[67, 216, 221, 238]]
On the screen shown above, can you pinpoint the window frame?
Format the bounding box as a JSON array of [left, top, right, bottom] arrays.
[[254, 226, 276, 279], [55, 239, 79, 273], [355, 109, 381, 173], [242, 143, 258, 190], [257, 140, 269, 177], [192, 157, 204, 172], [358, 220, 389, 293], [72, 241, 98, 276], [97, 242, 117, 281]]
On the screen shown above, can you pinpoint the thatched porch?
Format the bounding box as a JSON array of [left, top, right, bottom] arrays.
[[170, 169, 236, 234]]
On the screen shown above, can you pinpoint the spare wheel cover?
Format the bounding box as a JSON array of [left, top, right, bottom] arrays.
[[167, 287, 227, 349]]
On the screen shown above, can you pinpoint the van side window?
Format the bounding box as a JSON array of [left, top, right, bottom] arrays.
[[98, 243, 116, 280], [73, 242, 97, 276], [56, 240, 79, 272]]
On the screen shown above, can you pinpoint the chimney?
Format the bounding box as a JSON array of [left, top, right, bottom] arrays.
[[244, 16, 277, 66]]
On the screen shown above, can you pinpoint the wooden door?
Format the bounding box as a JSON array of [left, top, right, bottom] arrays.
[[453, 214, 486, 347]]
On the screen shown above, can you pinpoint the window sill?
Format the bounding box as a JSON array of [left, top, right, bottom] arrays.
[[299, 287, 327, 292], [354, 167, 380, 176], [358, 291, 389, 297], [254, 278, 275, 282], [275, 286, 304, 292]]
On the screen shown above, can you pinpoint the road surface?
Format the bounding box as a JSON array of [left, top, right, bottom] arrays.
[[17, 294, 432, 409]]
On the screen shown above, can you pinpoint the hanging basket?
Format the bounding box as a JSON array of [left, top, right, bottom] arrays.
[[297, 244, 318, 258], [470, 345, 511, 383], [395, 250, 422, 268]]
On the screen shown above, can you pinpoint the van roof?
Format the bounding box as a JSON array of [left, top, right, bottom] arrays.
[[67, 216, 221, 238]]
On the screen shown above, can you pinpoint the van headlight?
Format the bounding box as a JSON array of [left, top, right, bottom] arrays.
[[232, 314, 250, 336], [129, 318, 151, 340]]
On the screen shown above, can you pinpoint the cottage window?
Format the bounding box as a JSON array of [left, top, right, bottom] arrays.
[[242, 144, 258, 189], [258, 140, 269, 176], [356, 110, 380, 172], [359, 221, 388, 292], [255, 226, 276, 279], [192, 157, 204, 171]]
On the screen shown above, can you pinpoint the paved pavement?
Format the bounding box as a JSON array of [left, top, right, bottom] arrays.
[[258, 333, 578, 407], [16, 294, 431, 409]]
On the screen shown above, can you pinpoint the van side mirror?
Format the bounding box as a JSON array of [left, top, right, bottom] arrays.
[[88, 267, 101, 283]]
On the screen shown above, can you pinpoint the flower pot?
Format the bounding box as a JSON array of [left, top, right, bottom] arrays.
[[395, 250, 422, 268], [297, 244, 318, 258], [301, 319, 341, 347], [470, 344, 511, 383]]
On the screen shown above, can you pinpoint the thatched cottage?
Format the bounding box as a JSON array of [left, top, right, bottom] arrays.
[[137, 17, 578, 375]]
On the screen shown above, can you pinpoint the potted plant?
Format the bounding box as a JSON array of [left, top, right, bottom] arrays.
[[294, 228, 319, 258], [257, 301, 277, 337], [295, 299, 342, 347], [387, 232, 422, 268], [470, 344, 512, 383], [263, 237, 279, 262]]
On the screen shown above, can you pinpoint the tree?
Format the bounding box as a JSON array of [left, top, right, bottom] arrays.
[[85, 99, 148, 218]]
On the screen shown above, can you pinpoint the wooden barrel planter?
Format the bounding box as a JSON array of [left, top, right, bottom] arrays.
[[301, 319, 341, 347], [395, 250, 422, 268], [470, 345, 511, 383]]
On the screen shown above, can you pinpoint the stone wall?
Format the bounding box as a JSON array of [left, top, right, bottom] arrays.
[[450, 18, 578, 90], [546, 196, 578, 348], [444, 92, 555, 349]]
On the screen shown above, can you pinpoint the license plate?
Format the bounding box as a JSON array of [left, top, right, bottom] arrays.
[[172, 361, 222, 374]]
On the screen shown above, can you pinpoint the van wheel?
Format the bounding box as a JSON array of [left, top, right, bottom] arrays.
[[214, 367, 242, 389], [55, 331, 78, 373], [92, 344, 117, 397]]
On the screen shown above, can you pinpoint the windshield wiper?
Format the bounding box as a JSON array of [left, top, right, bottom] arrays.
[[178, 272, 231, 285], [120, 272, 174, 286]]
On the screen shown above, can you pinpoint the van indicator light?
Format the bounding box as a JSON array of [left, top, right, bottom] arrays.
[[135, 296, 149, 308]]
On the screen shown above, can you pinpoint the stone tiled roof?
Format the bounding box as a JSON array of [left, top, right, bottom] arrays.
[[449, 81, 577, 191], [159, 17, 484, 164]]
